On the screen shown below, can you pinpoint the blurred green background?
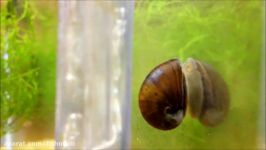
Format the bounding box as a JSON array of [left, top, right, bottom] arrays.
[[0, 0, 265, 149], [132, 1, 264, 149]]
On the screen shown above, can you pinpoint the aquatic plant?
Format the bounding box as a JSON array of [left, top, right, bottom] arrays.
[[0, 0, 38, 136]]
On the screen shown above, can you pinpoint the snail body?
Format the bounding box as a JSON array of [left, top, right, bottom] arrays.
[[197, 62, 229, 126], [139, 58, 229, 130], [181, 58, 204, 119]]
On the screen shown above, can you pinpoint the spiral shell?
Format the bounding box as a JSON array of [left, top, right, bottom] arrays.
[[139, 59, 187, 130], [139, 58, 230, 130]]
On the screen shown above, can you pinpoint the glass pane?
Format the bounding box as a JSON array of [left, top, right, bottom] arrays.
[[56, 1, 133, 149]]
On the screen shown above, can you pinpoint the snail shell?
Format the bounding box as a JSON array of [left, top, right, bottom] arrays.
[[139, 58, 230, 130], [139, 59, 187, 130], [182, 58, 229, 126]]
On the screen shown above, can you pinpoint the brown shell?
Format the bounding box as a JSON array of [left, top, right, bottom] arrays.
[[139, 59, 187, 130]]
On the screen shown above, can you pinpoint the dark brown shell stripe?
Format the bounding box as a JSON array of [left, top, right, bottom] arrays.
[[168, 59, 187, 116]]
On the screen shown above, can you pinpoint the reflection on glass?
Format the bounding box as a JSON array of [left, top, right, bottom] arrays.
[[56, 1, 133, 149]]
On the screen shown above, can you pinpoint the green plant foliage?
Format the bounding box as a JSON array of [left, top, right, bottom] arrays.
[[31, 1, 57, 137], [133, 1, 263, 149], [0, 0, 38, 136], [0, 0, 57, 139]]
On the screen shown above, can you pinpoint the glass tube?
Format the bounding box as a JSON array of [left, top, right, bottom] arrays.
[[56, 1, 134, 149]]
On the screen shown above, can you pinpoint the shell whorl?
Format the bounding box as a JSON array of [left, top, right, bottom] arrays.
[[139, 59, 187, 130]]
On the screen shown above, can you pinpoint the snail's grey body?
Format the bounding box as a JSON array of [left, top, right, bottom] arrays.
[[198, 62, 229, 126], [183, 58, 229, 126], [182, 58, 204, 118]]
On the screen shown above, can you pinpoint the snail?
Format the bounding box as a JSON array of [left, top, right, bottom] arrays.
[[139, 58, 229, 130]]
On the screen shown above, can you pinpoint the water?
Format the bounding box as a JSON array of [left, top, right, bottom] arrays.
[[0, 1, 264, 149], [132, 1, 265, 149]]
